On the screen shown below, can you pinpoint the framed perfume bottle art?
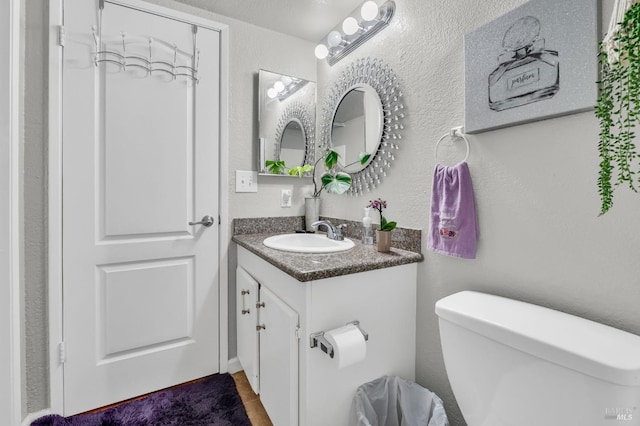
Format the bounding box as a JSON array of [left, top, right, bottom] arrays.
[[464, 0, 598, 134], [488, 16, 559, 111]]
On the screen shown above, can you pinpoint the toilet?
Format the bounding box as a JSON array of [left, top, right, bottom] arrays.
[[435, 291, 640, 426]]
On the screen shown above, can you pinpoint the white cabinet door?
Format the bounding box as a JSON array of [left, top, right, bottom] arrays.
[[236, 267, 259, 394], [259, 286, 299, 426]]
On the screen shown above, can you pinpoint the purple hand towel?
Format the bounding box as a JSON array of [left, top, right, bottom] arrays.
[[427, 161, 479, 259]]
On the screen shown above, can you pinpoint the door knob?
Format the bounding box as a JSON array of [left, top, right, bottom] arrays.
[[189, 215, 215, 227]]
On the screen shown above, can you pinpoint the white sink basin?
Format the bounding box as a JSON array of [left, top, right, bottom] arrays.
[[263, 233, 355, 253]]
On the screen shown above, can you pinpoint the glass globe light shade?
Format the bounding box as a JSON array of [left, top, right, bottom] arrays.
[[267, 88, 277, 99], [281, 76, 292, 86], [342, 17, 359, 35], [274, 81, 285, 92], [327, 30, 343, 47], [361, 1, 379, 21], [314, 44, 329, 59]]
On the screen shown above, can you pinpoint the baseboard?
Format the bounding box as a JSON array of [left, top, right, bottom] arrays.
[[22, 409, 53, 426], [227, 357, 242, 374]]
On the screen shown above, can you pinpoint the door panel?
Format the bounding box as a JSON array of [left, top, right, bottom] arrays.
[[99, 257, 194, 358], [62, 0, 220, 415], [101, 56, 193, 237]]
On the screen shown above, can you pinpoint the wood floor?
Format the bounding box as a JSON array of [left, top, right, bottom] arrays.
[[232, 371, 273, 426]]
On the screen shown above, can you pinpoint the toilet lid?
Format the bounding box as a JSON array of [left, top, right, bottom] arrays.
[[435, 291, 640, 386]]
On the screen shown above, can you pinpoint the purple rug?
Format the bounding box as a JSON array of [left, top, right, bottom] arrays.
[[31, 374, 252, 426]]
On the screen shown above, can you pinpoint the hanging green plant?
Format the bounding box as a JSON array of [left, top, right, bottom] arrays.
[[596, 3, 640, 215]]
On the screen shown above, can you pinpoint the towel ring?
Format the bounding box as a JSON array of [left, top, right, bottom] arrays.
[[434, 127, 470, 164]]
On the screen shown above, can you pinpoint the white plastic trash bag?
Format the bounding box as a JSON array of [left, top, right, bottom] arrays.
[[351, 376, 449, 426]]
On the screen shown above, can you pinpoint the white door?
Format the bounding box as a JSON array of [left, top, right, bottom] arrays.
[[259, 286, 299, 426], [236, 267, 260, 394], [62, 0, 220, 415]]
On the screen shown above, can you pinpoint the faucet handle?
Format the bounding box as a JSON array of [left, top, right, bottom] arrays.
[[334, 223, 347, 240], [311, 220, 347, 241]]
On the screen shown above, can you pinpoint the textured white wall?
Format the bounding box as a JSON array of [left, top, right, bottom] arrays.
[[317, 1, 640, 424]]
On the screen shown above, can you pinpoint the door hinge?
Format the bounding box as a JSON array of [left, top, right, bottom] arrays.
[[57, 25, 65, 47], [295, 326, 301, 340], [58, 342, 66, 364]]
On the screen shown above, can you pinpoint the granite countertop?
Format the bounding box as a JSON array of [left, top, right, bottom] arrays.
[[233, 232, 424, 282]]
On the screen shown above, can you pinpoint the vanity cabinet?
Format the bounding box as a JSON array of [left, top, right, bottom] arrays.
[[257, 286, 299, 426], [236, 245, 417, 426], [236, 267, 298, 426], [236, 267, 259, 393]]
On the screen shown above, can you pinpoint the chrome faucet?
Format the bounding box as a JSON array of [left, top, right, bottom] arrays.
[[311, 220, 347, 241]]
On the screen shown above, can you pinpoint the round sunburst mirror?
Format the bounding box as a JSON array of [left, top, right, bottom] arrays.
[[320, 58, 405, 195]]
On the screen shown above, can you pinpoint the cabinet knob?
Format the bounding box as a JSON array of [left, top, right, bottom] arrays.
[[241, 289, 250, 295], [256, 324, 266, 331], [256, 301, 265, 309], [242, 309, 250, 315]]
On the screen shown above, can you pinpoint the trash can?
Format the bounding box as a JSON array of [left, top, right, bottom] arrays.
[[351, 375, 449, 426]]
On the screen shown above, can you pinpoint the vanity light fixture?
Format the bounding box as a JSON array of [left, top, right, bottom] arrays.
[[314, 0, 395, 66], [342, 17, 360, 35], [266, 77, 306, 101], [315, 44, 329, 60], [360, 1, 380, 21], [327, 30, 344, 48], [274, 81, 285, 93]]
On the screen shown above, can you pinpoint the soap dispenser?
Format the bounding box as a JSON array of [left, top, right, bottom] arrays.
[[362, 207, 373, 245]]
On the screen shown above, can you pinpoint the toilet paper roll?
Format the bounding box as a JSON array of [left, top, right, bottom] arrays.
[[324, 324, 366, 369]]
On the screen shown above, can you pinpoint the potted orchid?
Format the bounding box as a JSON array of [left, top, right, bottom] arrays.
[[368, 198, 396, 252]]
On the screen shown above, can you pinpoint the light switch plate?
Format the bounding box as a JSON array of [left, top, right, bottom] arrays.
[[281, 189, 292, 208], [235, 170, 258, 193]]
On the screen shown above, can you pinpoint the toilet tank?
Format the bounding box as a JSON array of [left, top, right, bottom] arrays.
[[435, 291, 640, 426]]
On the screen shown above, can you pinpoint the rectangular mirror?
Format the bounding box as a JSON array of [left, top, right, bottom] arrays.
[[258, 69, 316, 176]]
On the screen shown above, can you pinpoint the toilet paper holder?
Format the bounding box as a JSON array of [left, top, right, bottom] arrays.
[[310, 320, 369, 358]]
